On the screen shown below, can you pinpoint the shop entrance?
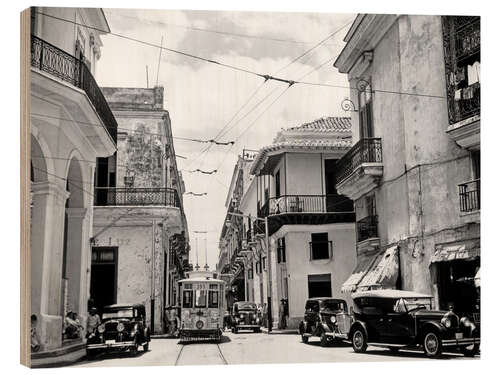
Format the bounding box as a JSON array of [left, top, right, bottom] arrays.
[[90, 247, 118, 312], [436, 258, 480, 316]]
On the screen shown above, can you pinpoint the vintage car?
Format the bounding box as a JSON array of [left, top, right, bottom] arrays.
[[298, 298, 351, 346], [231, 301, 261, 333], [86, 303, 151, 356], [349, 290, 480, 358]]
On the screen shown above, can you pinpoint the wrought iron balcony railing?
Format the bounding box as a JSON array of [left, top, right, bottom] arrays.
[[458, 179, 480, 212], [335, 138, 383, 185], [31, 35, 117, 142], [94, 187, 180, 207], [257, 194, 353, 218], [356, 215, 378, 243]]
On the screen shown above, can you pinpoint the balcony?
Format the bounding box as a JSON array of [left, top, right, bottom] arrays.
[[442, 17, 480, 150], [458, 179, 480, 222], [335, 138, 383, 201], [356, 215, 380, 254], [31, 35, 117, 143], [94, 187, 180, 207], [257, 194, 354, 235]]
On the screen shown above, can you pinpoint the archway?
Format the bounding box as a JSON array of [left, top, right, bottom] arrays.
[[61, 156, 86, 339]]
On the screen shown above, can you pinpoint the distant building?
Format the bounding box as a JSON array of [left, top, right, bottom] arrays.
[[334, 15, 480, 317], [91, 86, 189, 334], [30, 7, 116, 365]]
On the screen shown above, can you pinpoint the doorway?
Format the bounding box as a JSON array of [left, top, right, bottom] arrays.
[[90, 247, 118, 312], [325, 159, 353, 212]]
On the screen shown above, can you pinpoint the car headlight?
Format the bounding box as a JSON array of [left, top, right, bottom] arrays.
[[97, 324, 106, 333], [240, 314, 245, 319], [330, 316, 337, 324], [441, 317, 452, 328], [117, 322, 125, 332]]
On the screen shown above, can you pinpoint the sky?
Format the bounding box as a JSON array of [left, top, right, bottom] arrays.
[[95, 8, 355, 270]]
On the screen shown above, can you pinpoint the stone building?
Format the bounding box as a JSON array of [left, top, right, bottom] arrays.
[[91, 86, 189, 334], [334, 15, 480, 317], [29, 7, 117, 365]]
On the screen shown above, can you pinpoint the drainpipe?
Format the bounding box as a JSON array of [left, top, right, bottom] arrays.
[[151, 219, 156, 333]]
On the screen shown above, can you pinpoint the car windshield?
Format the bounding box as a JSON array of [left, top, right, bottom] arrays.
[[102, 308, 134, 319], [321, 300, 347, 312], [236, 302, 256, 310], [402, 297, 432, 311]]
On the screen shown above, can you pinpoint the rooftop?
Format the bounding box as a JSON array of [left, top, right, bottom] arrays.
[[285, 116, 351, 133]]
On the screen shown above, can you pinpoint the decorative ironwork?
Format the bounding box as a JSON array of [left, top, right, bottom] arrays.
[[258, 194, 353, 217], [30, 35, 117, 142], [341, 98, 357, 112], [442, 17, 480, 125], [356, 215, 378, 243], [458, 179, 480, 212], [335, 138, 383, 184], [356, 78, 371, 93], [94, 187, 180, 207]]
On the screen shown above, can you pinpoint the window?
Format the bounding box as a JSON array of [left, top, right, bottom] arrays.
[[194, 289, 207, 308], [358, 81, 373, 139], [208, 291, 219, 308], [262, 256, 266, 271], [275, 170, 281, 198], [182, 290, 193, 308], [310, 233, 331, 260], [305, 300, 319, 312], [308, 274, 332, 298], [277, 237, 286, 263], [248, 267, 253, 280], [472, 150, 480, 179]]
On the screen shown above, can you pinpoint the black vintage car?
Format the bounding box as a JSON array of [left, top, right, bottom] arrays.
[[298, 298, 351, 347], [348, 290, 480, 358], [231, 302, 261, 333], [86, 304, 151, 356]]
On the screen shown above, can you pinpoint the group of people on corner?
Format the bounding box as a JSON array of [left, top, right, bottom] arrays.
[[30, 305, 102, 353], [164, 305, 180, 337]]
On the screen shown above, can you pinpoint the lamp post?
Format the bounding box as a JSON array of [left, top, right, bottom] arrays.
[[227, 212, 272, 333]]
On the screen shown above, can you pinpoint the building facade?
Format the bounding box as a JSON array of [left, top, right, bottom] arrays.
[[334, 15, 480, 318], [91, 87, 189, 334], [29, 7, 117, 365]]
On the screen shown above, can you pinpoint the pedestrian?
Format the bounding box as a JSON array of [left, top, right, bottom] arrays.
[[86, 307, 101, 338], [279, 299, 288, 329], [64, 311, 83, 339], [31, 314, 40, 353]]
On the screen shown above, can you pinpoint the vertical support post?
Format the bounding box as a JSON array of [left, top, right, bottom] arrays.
[[244, 259, 248, 301], [265, 216, 272, 333]]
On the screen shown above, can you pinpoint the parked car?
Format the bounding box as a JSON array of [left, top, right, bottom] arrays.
[[86, 303, 150, 357], [348, 290, 480, 358], [231, 301, 261, 333], [298, 298, 351, 346]]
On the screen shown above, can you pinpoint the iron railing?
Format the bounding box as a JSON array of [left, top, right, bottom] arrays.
[[458, 179, 480, 212], [31, 35, 117, 142], [356, 215, 378, 243], [335, 138, 383, 184], [94, 187, 180, 207], [257, 194, 353, 217]]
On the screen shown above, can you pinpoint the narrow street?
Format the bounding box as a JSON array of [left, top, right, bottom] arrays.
[[71, 331, 477, 367]]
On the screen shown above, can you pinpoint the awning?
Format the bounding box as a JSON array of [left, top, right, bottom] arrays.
[[431, 239, 480, 263], [357, 246, 399, 291], [474, 268, 480, 288], [341, 250, 382, 293]]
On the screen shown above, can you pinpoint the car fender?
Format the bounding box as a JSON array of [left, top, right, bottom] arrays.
[[349, 321, 368, 341], [320, 323, 332, 333], [418, 320, 445, 340]]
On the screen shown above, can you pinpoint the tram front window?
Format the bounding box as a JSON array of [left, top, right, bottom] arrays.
[[183, 290, 193, 308], [195, 290, 207, 308], [209, 291, 219, 308]]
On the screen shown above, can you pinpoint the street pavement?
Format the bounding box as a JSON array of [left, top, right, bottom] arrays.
[[70, 329, 478, 367]]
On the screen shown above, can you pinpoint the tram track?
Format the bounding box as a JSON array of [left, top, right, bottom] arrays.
[[174, 341, 228, 366]]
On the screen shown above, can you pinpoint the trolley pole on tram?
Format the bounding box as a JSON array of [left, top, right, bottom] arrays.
[[227, 212, 272, 334]]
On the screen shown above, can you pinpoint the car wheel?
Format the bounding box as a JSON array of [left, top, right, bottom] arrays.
[[301, 332, 309, 343], [254, 328, 260, 333], [352, 329, 367, 353], [423, 331, 442, 358], [320, 332, 329, 347], [460, 343, 479, 357], [143, 342, 149, 352]]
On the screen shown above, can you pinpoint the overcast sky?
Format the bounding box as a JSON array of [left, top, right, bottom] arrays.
[[95, 8, 355, 270]]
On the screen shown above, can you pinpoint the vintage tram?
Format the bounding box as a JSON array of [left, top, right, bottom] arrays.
[[178, 270, 225, 342]]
